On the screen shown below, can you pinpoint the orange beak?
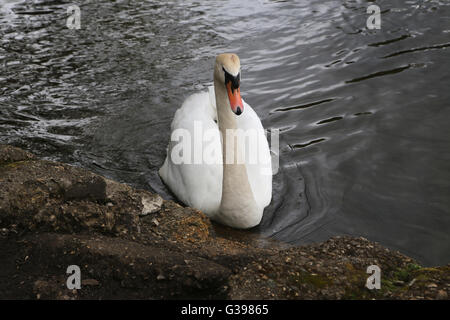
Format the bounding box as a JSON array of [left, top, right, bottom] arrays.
[[226, 81, 244, 115]]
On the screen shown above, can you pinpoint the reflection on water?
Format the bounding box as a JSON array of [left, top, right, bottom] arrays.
[[1, 0, 449, 266]]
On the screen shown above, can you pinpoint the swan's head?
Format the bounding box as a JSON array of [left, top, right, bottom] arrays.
[[214, 53, 244, 116]]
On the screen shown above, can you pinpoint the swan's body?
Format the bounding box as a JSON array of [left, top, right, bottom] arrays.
[[159, 54, 272, 229]]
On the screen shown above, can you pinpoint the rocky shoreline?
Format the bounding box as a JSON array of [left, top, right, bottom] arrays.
[[0, 145, 448, 300]]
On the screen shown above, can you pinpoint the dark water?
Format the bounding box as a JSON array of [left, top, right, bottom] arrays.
[[1, 0, 449, 266]]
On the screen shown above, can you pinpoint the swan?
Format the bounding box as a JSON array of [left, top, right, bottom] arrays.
[[159, 53, 272, 229]]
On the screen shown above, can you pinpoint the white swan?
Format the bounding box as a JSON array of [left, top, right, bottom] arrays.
[[159, 53, 272, 229]]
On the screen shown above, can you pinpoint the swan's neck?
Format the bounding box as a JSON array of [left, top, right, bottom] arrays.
[[214, 78, 260, 229]]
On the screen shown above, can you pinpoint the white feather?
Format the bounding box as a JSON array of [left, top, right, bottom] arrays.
[[159, 86, 272, 223]]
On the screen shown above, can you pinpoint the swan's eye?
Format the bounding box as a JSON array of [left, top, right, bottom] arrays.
[[223, 67, 240, 93]]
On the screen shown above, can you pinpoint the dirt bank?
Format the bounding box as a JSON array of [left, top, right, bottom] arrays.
[[0, 145, 448, 299]]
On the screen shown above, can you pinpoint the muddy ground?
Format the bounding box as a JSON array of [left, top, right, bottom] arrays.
[[0, 145, 448, 300]]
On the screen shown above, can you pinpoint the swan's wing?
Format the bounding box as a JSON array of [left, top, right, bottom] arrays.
[[159, 90, 223, 216], [236, 101, 273, 209]]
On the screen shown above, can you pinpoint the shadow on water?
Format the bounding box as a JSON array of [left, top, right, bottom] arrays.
[[1, 0, 449, 265]]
